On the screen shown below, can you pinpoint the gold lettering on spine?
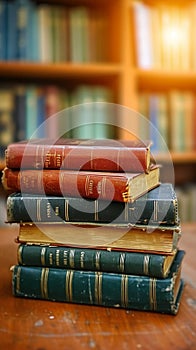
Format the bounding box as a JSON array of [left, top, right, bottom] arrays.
[[95, 272, 102, 305], [41, 268, 49, 299], [17, 245, 23, 265], [69, 249, 75, 268], [121, 275, 129, 308], [94, 200, 99, 221], [65, 270, 74, 301], [49, 253, 53, 265], [36, 199, 41, 221], [85, 176, 90, 196], [119, 253, 126, 273], [143, 255, 150, 275], [63, 250, 68, 266], [149, 278, 157, 310], [41, 247, 46, 266], [56, 249, 60, 266], [65, 199, 69, 221], [16, 266, 21, 294], [95, 252, 101, 270], [80, 251, 85, 269]]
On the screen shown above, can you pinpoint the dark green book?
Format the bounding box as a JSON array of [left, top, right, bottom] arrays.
[[11, 250, 185, 315], [17, 244, 177, 278], [6, 183, 179, 225]]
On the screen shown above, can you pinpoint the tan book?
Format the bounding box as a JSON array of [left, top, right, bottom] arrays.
[[17, 222, 181, 254]]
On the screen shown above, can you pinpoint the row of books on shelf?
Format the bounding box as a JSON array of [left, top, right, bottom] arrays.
[[138, 91, 196, 152], [133, 1, 196, 70], [2, 138, 185, 314], [0, 84, 114, 157], [0, 0, 107, 62]]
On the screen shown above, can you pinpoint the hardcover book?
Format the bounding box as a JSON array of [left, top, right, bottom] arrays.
[[11, 250, 185, 314], [6, 183, 179, 226], [2, 166, 160, 203], [17, 244, 177, 278], [17, 222, 181, 254], [5, 138, 152, 173]]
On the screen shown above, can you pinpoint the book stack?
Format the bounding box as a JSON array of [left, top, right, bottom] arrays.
[[2, 138, 184, 314]]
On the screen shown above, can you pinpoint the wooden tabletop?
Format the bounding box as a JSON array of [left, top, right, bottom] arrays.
[[0, 223, 195, 350]]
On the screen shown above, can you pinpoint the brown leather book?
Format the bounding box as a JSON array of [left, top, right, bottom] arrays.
[[2, 166, 160, 203], [5, 138, 153, 173]]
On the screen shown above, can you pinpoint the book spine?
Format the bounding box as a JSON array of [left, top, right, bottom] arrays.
[[17, 244, 168, 278], [6, 192, 178, 225], [2, 168, 129, 202], [0, 1, 7, 60], [11, 251, 184, 314], [16, 0, 30, 60], [5, 144, 149, 172]]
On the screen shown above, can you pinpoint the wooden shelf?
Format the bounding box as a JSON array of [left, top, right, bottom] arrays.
[[156, 151, 196, 164], [0, 62, 122, 81], [136, 69, 196, 91]]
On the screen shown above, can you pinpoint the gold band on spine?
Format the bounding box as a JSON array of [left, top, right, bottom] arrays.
[[121, 274, 129, 308], [41, 247, 46, 266], [37, 199, 41, 221], [149, 278, 157, 310], [65, 199, 69, 221], [95, 272, 102, 305], [65, 270, 74, 302], [17, 245, 23, 265], [69, 249, 75, 269], [95, 251, 101, 270], [143, 255, 150, 275], [41, 268, 49, 299], [119, 253, 126, 273], [94, 200, 99, 221], [16, 266, 21, 294], [153, 200, 158, 222]]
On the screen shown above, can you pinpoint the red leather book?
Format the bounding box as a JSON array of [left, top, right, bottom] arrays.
[[5, 138, 152, 173], [2, 166, 160, 202]]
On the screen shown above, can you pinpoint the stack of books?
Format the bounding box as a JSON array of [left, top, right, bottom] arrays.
[[2, 138, 184, 314]]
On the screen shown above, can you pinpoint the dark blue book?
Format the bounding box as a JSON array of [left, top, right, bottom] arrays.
[[7, 0, 17, 60], [7, 183, 179, 226], [11, 250, 185, 315]]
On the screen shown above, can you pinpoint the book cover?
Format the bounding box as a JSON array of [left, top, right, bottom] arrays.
[[14, 85, 26, 141], [17, 222, 180, 254], [5, 138, 152, 173], [6, 0, 17, 60], [0, 89, 15, 151], [11, 250, 185, 314], [17, 244, 177, 278], [6, 183, 179, 226], [2, 166, 160, 203], [132, 1, 153, 69]]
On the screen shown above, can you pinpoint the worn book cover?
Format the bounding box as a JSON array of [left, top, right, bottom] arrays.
[[17, 222, 181, 254], [11, 250, 185, 314], [2, 166, 160, 203], [5, 138, 152, 173], [17, 243, 177, 278], [6, 183, 179, 225]]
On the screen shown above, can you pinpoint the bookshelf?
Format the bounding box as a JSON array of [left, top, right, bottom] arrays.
[[0, 0, 196, 191]]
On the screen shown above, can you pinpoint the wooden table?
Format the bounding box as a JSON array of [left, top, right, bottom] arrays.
[[0, 223, 195, 350]]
